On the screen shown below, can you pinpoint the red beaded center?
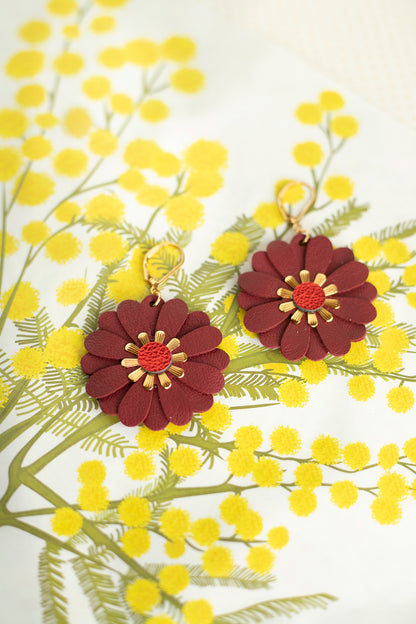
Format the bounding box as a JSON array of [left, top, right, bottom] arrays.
[[138, 341, 172, 373], [293, 282, 325, 312]]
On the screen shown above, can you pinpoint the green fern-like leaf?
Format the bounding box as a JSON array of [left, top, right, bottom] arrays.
[[189, 564, 274, 590], [38, 544, 69, 624], [81, 428, 136, 458], [221, 372, 279, 401], [370, 219, 416, 242], [311, 200, 369, 238], [72, 557, 130, 624], [15, 307, 55, 349], [215, 593, 338, 623]]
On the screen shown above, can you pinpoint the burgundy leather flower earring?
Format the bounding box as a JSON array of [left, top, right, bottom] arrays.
[[238, 181, 377, 361], [82, 242, 229, 430]]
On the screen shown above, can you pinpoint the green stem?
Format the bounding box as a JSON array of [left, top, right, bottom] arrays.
[[0, 248, 33, 334], [0, 379, 29, 426], [220, 289, 240, 336]]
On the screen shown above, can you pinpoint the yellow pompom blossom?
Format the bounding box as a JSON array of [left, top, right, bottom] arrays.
[[35, 113, 58, 129], [53, 52, 84, 75], [276, 180, 306, 204], [51, 508, 83, 537], [120, 528, 151, 557], [319, 90, 344, 111], [403, 264, 416, 286], [380, 327, 409, 352], [352, 236, 381, 261], [77, 460, 106, 484], [45, 232, 82, 264], [378, 472, 408, 500], [63, 108, 92, 137], [367, 270, 391, 296], [268, 526, 289, 549], [373, 348, 402, 373], [343, 341, 370, 365], [246, 546, 275, 575], [124, 451, 156, 481], [323, 175, 354, 200], [235, 509, 263, 540], [270, 425, 302, 455], [300, 360, 328, 384], [407, 292, 416, 309], [219, 335, 239, 359], [343, 442, 371, 470], [89, 130, 118, 157], [82, 76, 111, 100], [48, 0, 77, 15], [289, 488, 317, 516], [201, 402, 232, 431], [19, 20, 51, 44], [263, 363, 291, 376], [252, 457, 283, 487], [22, 136, 52, 160], [110, 93, 134, 115], [107, 268, 147, 303], [294, 463, 323, 489], [56, 278, 89, 306], [372, 300, 395, 327], [118, 169, 145, 192], [85, 194, 124, 223], [14, 171, 55, 206], [77, 484, 109, 512], [22, 221, 51, 246], [311, 434, 342, 465], [139, 99, 170, 123], [90, 15, 116, 34], [160, 507, 190, 540], [382, 238, 410, 264], [54, 149, 88, 177], [12, 346, 47, 379], [54, 201, 81, 223], [387, 386, 414, 413], [159, 565, 190, 595], [191, 518, 220, 546], [95, 0, 129, 6], [165, 537, 186, 559], [403, 438, 416, 463], [278, 379, 309, 408], [227, 449, 256, 477], [292, 142, 324, 167], [165, 195, 204, 230], [125, 579, 161, 614], [62, 24, 80, 39], [5, 50, 44, 79], [124, 139, 161, 168], [235, 426, 262, 451], [137, 184, 170, 208], [1, 282, 39, 321], [16, 84, 46, 108], [170, 68, 204, 93], [202, 545, 234, 577], [89, 231, 128, 265], [378, 444, 399, 470], [187, 169, 223, 197], [253, 202, 284, 229], [371, 496, 402, 525], [152, 152, 181, 178], [211, 232, 249, 265], [1, 232, 19, 256], [161, 36, 196, 62], [45, 328, 86, 368], [184, 140, 228, 171], [0, 109, 28, 138], [0, 148, 21, 181], [330, 115, 359, 138], [98, 47, 125, 69], [183, 600, 214, 624], [118, 496, 151, 527], [169, 447, 201, 477], [347, 375, 375, 402], [0, 380, 10, 408], [330, 481, 358, 508], [124, 39, 159, 66], [295, 103, 322, 124], [136, 428, 168, 453], [219, 494, 249, 525]]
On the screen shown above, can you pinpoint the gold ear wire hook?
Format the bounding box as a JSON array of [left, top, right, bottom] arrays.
[[277, 181, 316, 244], [143, 242, 185, 305]]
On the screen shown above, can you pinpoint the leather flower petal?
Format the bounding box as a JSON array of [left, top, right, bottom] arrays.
[[144, 392, 169, 431], [179, 310, 210, 336], [156, 298, 188, 341], [86, 365, 131, 398], [280, 315, 311, 361], [326, 260, 369, 293], [179, 326, 223, 357], [304, 235, 333, 276], [118, 381, 153, 427], [179, 361, 225, 394], [238, 271, 285, 299], [158, 382, 193, 426], [192, 348, 230, 371], [98, 310, 131, 341], [267, 240, 300, 278], [117, 300, 142, 341], [244, 301, 290, 333], [84, 330, 130, 360]]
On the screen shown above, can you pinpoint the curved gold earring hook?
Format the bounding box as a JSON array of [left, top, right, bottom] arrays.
[[143, 241, 185, 305], [277, 180, 316, 243]]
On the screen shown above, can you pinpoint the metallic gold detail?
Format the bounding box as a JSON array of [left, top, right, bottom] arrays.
[[285, 275, 299, 289], [167, 337, 180, 352], [143, 373, 155, 390], [168, 365, 184, 378], [291, 309, 304, 324], [172, 352, 187, 362], [128, 367, 145, 382], [300, 270, 310, 283], [276, 180, 316, 243], [158, 372, 172, 388], [314, 273, 326, 286], [324, 298, 340, 309], [307, 312, 318, 327], [323, 284, 337, 296], [121, 358, 139, 368], [155, 330, 165, 343], [319, 308, 333, 322], [279, 301, 296, 312], [138, 332, 149, 345], [277, 287, 293, 299], [125, 343, 139, 355], [143, 241, 185, 306]]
